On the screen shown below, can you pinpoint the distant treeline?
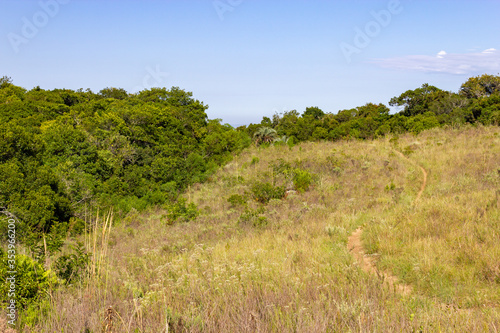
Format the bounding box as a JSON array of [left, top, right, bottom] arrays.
[[239, 74, 500, 144], [0, 77, 249, 243]]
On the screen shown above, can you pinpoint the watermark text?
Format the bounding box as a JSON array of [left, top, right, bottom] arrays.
[[7, 0, 70, 54], [340, 0, 403, 63], [213, 0, 243, 21], [2, 213, 18, 326]]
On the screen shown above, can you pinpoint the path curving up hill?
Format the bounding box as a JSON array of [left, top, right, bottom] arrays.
[[347, 149, 427, 296]]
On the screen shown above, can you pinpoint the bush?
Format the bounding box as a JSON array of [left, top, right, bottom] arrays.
[[293, 168, 314, 193], [54, 241, 89, 284], [287, 136, 297, 147], [0, 250, 59, 310], [227, 194, 247, 207], [238, 207, 268, 227], [406, 112, 440, 134], [166, 198, 199, 224], [271, 158, 316, 193], [251, 182, 286, 204]]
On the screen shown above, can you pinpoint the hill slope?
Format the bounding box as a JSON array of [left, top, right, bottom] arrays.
[[37, 126, 500, 332]]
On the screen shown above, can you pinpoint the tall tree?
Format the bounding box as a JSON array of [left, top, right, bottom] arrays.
[[459, 74, 500, 99], [389, 84, 445, 116], [303, 106, 325, 120]]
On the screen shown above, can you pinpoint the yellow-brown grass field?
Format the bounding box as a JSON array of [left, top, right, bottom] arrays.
[[33, 125, 500, 332]]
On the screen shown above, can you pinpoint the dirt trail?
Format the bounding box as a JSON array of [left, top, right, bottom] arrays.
[[348, 227, 412, 295], [347, 150, 427, 296], [394, 150, 427, 203]]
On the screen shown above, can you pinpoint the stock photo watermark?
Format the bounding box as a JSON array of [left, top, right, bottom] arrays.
[[1, 209, 18, 327], [132, 65, 170, 92], [213, 0, 243, 21], [7, 0, 70, 54], [340, 0, 403, 64]]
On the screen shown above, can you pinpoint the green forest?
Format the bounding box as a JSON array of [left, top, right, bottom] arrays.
[[242, 74, 500, 143], [0, 76, 250, 235], [0, 74, 500, 324]]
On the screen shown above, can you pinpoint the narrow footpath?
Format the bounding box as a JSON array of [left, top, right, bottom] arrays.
[[347, 149, 427, 296]]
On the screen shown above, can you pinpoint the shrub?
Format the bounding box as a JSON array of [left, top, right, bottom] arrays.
[[271, 159, 316, 192], [293, 168, 314, 193], [238, 207, 268, 227], [406, 112, 440, 134], [54, 241, 89, 284], [227, 194, 247, 207], [385, 182, 396, 191], [272, 159, 292, 176], [0, 250, 59, 310], [251, 182, 286, 204], [403, 145, 416, 156], [166, 198, 199, 224]]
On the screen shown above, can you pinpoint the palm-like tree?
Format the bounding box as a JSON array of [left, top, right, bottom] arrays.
[[253, 127, 278, 145], [273, 135, 289, 144]]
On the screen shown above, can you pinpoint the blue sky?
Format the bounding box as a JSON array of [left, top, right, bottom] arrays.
[[1, 0, 499, 125]]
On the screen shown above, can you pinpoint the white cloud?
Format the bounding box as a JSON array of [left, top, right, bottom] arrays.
[[371, 48, 500, 75], [437, 50, 447, 59]]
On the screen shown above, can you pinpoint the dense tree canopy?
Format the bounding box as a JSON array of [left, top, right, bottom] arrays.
[[389, 83, 445, 117], [242, 74, 500, 142], [460, 74, 500, 99], [0, 77, 250, 243]]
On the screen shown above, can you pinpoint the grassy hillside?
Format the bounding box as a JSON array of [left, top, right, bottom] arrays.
[[26, 126, 500, 332]]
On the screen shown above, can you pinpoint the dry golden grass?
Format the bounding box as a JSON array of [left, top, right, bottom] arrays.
[[364, 126, 500, 308], [28, 125, 500, 332], [0, 317, 17, 333]]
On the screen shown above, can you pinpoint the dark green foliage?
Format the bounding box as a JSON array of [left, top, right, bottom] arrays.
[[0, 250, 59, 309], [227, 194, 248, 207], [273, 110, 300, 138], [2, 74, 500, 249], [303, 106, 325, 120], [54, 242, 89, 284], [203, 119, 251, 164], [292, 168, 314, 193], [166, 199, 199, 224], [467, 95, 500, 125], [406, 112, 440, 134], [428, 92, 469, 116], [238, 207, 268, 227], [239, 75, 500, 144], [271, 158, 316, 193], [251, 182, 286, 204], [389, 84, 445, 117], [0, 80, 250, 245], [460, 74, 500, 99], [99, 87, 129, 100]]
